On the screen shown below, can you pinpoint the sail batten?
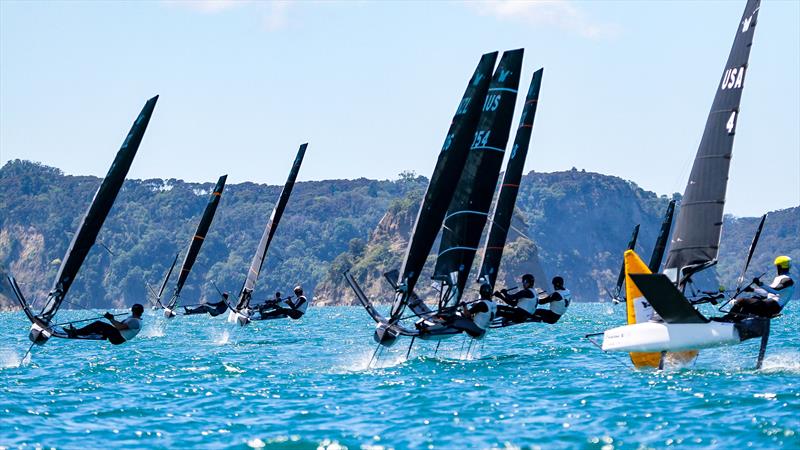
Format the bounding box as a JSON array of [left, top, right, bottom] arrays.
[[235, 144, 307, 310], [433, 49, 524, 304], [664, 0, 760, 277], [38, 96, 159, 323]]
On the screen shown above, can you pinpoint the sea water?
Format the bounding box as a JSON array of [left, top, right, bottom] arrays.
[[1, 304, 797, 449]]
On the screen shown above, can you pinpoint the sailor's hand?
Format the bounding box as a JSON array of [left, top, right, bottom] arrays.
[[103, 312, 114, 320], [752, 277, 762, 286], [493, 291, 502, 298]]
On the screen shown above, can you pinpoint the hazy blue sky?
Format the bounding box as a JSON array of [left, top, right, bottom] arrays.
[[1, 0, 798, 217]]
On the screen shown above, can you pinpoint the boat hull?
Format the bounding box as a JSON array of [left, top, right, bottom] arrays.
[[602, 322, 739, 353], [227, 309, 250, 326]]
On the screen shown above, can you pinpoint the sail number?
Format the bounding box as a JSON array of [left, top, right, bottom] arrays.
[[725, 111, 737, 135], [483, 94, 501, 112], [472, 130, 491, 147], [456, 98, 471, 115]]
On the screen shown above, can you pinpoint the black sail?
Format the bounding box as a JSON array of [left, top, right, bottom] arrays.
[[167, 175, 227, 308], [649, 200, 676, 273], [235, 144, 307, 310], [390, 52, 497, 319], [477, 67, 543, 289], [613, 224, 640, 299], [38, 95, 159, 323], [433, 49, 523, 304], [664, 0, 760, 280]]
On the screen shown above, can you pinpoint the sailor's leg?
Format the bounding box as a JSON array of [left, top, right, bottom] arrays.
[[73, 321, 113, 337], [72, 321, 125, 344]]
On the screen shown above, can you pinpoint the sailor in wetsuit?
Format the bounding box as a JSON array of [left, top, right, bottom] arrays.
[[531, 276, 571, 324], [417, 283, 498, 339], [461, 283, 498, 339], [259, 286, 309, 320], [183, 292, 230, 316], [494, 273, 537, 323], [66, 303, 144, 345], [729, 256, 795, 319]]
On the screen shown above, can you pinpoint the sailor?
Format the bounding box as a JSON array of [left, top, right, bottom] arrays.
[[532, 276, 571, 324], [183, 292, 230, 316], [729, 256, 795, 318], [260, 286, 309, 320], [66, 303, 144, 345], [461, 283, 498, 338], [494, 273, 537, 323], [256, 291, 284, 314]]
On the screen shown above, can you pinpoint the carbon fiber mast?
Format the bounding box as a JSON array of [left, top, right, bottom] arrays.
[[648, 200, 676, 273], [611, 224, 639, 302], [432, 49, 524, 310], [664, 0, 760, 288], [229, 144, 307, 325], [163, 175, 227, 317], [151, 253, 179, 309], [9, 95, 158, 345], [477, 68, 544, 291], [386, 52, 498, 324]]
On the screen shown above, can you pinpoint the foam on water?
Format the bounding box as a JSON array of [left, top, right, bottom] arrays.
[[1, 305, 798, 449]]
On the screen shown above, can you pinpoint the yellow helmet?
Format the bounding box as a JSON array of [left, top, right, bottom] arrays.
[[774, 255, 792, 270]]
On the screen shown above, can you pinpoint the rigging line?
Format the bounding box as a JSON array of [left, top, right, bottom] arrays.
[[97, 241, 115, 256], [52, 313, 126, 327]]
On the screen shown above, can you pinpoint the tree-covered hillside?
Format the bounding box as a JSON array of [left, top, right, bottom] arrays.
[[0, 160, 424, 309], [1, 160, 797, 310]]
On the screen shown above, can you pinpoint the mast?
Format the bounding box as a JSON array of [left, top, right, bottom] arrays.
[[155, 253, 179, 307], [38, 95, 159, 323], [664, 0, 760, 285], [612, 224, 639, 300], [432, 49, 523, 307], [235, 144, 307, 310], [166, 175, 227, 309], [648, 200, 676, 273], [389, 52, 497, 321], [477, 67, 544, 290]]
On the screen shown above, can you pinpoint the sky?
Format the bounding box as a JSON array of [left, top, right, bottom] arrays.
[[1, 0, 798, 217]]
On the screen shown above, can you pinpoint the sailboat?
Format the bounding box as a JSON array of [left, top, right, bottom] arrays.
[[474, 68, 550, 330], [152, 175, 227, 318], [225, 143, 307, 326], [7, 95, 159, 345], [598, 0, 774, 368], [346, 50, 531, 354]]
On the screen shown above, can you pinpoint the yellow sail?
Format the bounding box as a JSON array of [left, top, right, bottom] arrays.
[[624, 250, 698, 368]]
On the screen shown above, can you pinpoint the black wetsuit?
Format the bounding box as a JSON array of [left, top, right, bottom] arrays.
[[259, 295, 307, 320], [728, 275, 794, 319], [495, 288, 536, 323], [71, 321, 126, 345], [184, 301, 228, 317]]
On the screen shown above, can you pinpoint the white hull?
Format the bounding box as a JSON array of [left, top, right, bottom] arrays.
[[227, 309, 249, 326], [602, 322, 740, 352]]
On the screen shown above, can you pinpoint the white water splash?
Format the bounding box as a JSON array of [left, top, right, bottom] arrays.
[[0, 349, 22, 368], [759, 352, 800, 373], [223, 362, 245, 373], [213, 330, 230, 345]]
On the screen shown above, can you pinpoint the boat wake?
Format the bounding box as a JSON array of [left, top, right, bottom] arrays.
[[759, 352, 800, 373]]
